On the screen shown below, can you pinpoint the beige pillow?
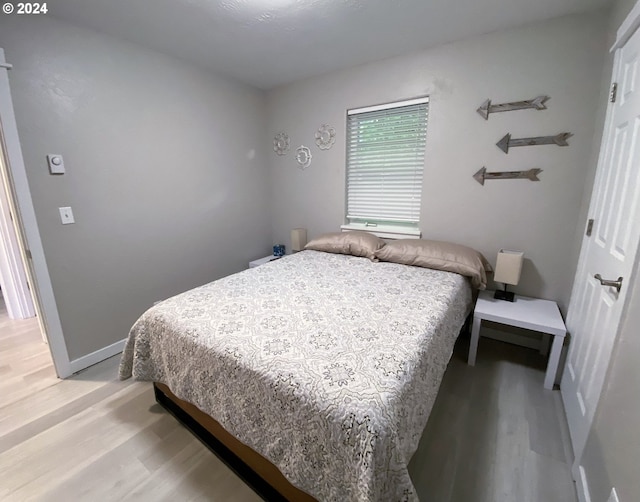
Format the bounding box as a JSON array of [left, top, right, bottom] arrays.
[[375, 239, 492, 289], [304, 231, 385, 260]]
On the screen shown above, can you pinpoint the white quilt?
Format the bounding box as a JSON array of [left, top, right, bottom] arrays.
[[119, 250, 472, 501]]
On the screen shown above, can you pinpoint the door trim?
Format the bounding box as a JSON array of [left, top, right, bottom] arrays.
[[0, 48, 72, 378], [612, 0, 640, 51]]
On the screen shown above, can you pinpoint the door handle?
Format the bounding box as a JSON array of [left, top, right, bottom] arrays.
[[594, 274, 623, 293]]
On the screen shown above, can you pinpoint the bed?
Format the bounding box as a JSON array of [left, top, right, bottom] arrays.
[[119, 247, 476, 501]]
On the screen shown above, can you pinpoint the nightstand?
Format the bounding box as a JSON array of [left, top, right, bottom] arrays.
[[468, 290, 566, 390], [249, 255, 281, 268]]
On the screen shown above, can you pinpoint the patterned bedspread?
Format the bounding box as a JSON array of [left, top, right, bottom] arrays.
[[119, 250, 472, 501]]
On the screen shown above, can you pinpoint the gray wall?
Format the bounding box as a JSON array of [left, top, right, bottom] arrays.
[[266, 11, 607, 312], [0, 15, 271, 360], [579, 2, 640, 501]]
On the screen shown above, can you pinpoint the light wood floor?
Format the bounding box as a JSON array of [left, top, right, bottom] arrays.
[[408, 338, 577, 502], [0, 303, 577, 501]]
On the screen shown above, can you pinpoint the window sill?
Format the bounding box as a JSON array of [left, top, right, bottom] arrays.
[[340, 224, 421, 240]]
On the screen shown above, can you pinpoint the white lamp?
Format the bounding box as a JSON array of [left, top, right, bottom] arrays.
[[493, 249, 524, 302], [291, 228, 307, 252]]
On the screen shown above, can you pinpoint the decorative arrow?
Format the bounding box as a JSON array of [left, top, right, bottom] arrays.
[[496, 132, 572, 154], [477, 95, 549, 120], [473, 167, 542, 186]]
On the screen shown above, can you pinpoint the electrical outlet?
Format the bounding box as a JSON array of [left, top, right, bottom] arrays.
[[58, 207, 75, 225]]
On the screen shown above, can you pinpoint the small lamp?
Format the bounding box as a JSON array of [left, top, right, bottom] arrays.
[[493, 250, 524, 302], [291, 228, 307, 252]]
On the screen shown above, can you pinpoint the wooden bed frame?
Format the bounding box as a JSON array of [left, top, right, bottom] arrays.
[[153, 382, 317, 502]]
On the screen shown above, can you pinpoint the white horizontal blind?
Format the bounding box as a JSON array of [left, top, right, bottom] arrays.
[[346, 98, 428, 225]]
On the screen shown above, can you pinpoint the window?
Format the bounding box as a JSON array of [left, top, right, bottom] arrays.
[[343, 97, 428, 239]]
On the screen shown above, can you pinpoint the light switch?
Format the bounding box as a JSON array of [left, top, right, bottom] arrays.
[[59, 206, 75, 225], [47, 154, 65, 174]]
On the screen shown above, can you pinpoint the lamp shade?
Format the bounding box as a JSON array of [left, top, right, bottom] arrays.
[[493, 250, 524, 286], [291, 228, 307, 252]]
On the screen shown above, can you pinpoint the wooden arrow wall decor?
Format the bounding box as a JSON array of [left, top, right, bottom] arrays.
[[477, 95, 549, 120], [473, 167, 542, 185], [496, 132, 572, 154]]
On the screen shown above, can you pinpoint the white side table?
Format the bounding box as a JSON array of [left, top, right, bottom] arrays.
[[249, 255, 281, 268], [468, 290, 567, 390]]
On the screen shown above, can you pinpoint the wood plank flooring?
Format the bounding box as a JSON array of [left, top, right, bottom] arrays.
[[0, 302, 577, 502], [408, 338, 577, 502]]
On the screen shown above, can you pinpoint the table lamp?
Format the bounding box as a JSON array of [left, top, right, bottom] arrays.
[[291, 228, 307, 252], [493, 250, 524, 302]]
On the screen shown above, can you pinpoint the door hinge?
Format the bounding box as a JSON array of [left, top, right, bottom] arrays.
[[610, 82, 618, 103], [586, 218, 594, 237], [25, 249, 32, 260]]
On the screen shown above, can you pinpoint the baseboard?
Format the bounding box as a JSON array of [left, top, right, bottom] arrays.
[[69, 338, 126, 374], [575, 464, 592, 502]]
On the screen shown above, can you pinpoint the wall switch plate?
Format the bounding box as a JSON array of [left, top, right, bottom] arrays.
[[59, 206, 74, 225], [47, 154, 65, 174]]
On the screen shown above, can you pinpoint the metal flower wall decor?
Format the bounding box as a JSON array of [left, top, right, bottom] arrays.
[[315, 124, 336, 150], [295, 145, 312, 170], [273, 132, 290, 155]]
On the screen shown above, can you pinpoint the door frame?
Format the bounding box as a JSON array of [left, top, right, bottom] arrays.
[[0, 48, 72, 378], [611, 0, 640, 52]]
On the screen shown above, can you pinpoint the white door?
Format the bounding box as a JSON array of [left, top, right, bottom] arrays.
[[562, 22, 640, 467]]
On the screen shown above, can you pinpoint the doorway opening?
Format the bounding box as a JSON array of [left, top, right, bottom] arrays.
[[0, 48, 72, 379], [0, 123, 37, 323], [0, 121, 59, 404]]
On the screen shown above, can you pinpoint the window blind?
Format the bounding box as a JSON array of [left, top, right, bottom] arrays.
[[346, 97, 428, 225]]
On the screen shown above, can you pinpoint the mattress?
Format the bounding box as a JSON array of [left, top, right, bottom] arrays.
[[119, 250, 472, 501]]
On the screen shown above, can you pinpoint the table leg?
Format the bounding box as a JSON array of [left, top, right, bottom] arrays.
[[468, 316, 481, 366], [544, 334, 564, 390], [539, 333, 551, 356]]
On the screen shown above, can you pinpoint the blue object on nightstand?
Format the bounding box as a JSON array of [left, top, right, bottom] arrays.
[[273, 244, 285, 257]]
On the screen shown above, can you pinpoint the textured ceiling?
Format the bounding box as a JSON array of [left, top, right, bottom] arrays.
[[50, 0, 611, 89]]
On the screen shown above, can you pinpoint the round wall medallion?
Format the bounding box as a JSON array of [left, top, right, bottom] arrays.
[[273, 132, 290, 155], [295, 145, 312, 169], [315, 124, 336, 150]]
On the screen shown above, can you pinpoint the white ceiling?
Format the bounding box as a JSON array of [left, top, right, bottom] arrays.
[[50, 0, 611, 89]]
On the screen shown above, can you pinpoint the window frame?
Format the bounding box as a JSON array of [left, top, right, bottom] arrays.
[[342, 96, 428, 240]]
